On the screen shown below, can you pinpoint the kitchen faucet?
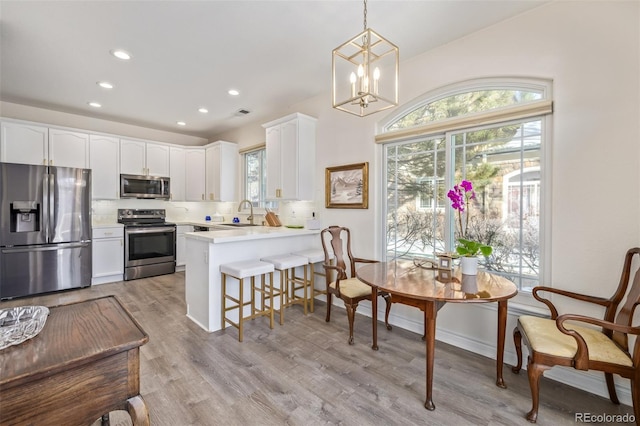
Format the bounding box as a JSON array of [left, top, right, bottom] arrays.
[[238, 199, 254, 225]]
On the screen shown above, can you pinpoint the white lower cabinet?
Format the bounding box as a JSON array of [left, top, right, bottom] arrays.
[[92, 225, 124, 284], [176, 225, 193, 270]]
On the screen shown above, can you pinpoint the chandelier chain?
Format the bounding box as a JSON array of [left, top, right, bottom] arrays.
[[363, 0, 367, 31]]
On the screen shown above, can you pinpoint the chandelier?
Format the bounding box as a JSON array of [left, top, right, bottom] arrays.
[[332, 0, 399, 117]]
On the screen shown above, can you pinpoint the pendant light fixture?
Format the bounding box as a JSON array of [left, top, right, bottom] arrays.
[[332, 0, 399, 117]]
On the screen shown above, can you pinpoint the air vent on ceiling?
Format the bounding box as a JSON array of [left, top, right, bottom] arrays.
[[235, 109, 250, 116]]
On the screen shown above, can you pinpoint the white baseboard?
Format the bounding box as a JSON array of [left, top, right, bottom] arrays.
[[435, 325, 633, 408], [91, 274, 123, 285], [324, 296, 633, 408]]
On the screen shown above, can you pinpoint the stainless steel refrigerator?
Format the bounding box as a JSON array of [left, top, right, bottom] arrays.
[[0, 162, 92, 299]]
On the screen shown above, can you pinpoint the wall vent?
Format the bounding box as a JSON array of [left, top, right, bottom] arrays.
[[235, 109, 250, 116]]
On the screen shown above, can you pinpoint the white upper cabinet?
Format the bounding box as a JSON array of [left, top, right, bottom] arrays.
[[262, 113, 316, 200], [1, 122, 89, 168], [48, 128, 90, 168], [146, 143, 170, 176], [89, 135, 119, 199], [120, 138, 170, 176], [120, 139, 145, 175], [1, 121, 48, 165], [169, 146, 186, 201], [185, 148, 206, 201], [205, 141, 238, 202]]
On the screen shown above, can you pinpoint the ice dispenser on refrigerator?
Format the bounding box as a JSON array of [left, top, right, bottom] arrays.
[[10, 201, 40, 233]]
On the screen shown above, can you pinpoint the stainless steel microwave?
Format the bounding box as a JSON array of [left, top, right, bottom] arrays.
[[120, 174, 170, 199]]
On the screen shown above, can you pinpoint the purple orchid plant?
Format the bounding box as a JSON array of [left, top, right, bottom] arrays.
[[447, 180, 492, 257]]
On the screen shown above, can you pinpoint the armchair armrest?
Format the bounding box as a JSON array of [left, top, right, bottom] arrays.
[[556, 314, 640, 370], [533, 286, 612, 319], [322, 263, 344, 277], [322, 263, 347, 292]]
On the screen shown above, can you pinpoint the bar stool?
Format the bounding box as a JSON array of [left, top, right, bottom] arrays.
[[260, 254, 310, 325], [291, 249, 334, 313], [220, 259, 275, 342]]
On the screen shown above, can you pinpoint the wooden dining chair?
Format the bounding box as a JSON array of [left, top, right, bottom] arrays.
[[320, 226, 391, 345], [512, 247, 640, 423]]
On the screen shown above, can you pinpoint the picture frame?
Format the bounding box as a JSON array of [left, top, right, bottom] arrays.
[[325, 162, 368, 209]]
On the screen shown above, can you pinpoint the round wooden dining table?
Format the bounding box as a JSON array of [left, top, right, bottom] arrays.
[[356, 259, 518, 411]]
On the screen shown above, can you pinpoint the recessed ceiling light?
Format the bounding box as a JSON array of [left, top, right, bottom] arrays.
[[88, 102, 102, 108], [177, 121, 186, 126], [97, 81, 114, 89], [110, 49, 131, 60], [228, 89, 240, 96], [198, 108, 209, 113]]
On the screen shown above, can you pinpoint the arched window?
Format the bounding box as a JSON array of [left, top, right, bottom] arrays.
[[381, 78, 551, 292]]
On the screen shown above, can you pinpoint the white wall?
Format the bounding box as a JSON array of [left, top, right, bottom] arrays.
[[220, 0, 640, 290], [215, 1, 640, 404]]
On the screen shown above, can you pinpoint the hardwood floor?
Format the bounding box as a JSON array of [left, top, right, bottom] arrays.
[[1, 272, 633, 425]]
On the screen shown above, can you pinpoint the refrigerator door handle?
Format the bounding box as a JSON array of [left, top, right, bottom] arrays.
[[48, 173, 55, 242], [1, 241, 90, 254], [42, 173, 50, 242]]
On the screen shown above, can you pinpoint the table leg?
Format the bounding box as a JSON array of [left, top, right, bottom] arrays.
[[496, 300, 508, 389], [424, 301, 436, 411], [371, 286, 378, 351]]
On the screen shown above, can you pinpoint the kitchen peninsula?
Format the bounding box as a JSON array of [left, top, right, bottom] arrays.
[[185, 226, 321, 332]]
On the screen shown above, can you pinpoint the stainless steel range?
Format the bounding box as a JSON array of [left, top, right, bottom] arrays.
[[118, 209, 176, 281]]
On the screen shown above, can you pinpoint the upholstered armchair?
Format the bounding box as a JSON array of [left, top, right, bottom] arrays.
[[512, 247, 640, 423]]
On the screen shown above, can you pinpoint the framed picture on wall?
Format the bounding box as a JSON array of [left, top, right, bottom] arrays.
[[325, 162, 368, 209]]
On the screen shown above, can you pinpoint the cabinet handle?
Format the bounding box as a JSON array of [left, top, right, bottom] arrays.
[[201, 194, 204, 200], [170, 193, 173, 200], [209, 193, 214, 201], [43, 159, 47, 165], [276, 189, 282, 198], [104, 232, 113, 236], [49, 159, 53, 166]]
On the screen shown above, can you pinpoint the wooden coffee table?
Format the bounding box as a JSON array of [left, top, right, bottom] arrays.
[[0, 296, 150, 425]]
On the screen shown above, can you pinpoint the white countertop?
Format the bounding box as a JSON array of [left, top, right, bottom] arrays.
[[172, 219, 228, 227], [91, 222, 123, 228], [185, 226, 320, 243]]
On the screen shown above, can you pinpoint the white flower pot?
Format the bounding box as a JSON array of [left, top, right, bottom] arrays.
[[461, 273, 478, 294], [460, 256, 478, 275]]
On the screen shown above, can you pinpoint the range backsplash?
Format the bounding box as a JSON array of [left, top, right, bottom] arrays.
[[91, 199, 318, 227]]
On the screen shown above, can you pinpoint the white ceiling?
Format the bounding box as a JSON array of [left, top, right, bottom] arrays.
[[0, 1, 547, 140]]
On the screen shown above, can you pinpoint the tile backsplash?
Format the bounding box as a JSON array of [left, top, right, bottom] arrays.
[[91, 199, 319, 226]]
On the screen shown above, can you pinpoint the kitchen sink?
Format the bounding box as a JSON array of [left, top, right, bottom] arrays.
[[220, 223, 260, 227]]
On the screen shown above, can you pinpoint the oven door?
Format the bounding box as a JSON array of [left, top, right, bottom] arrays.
[[124, 225, 176, 267]]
